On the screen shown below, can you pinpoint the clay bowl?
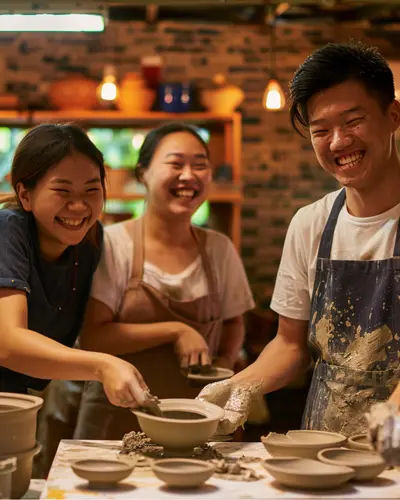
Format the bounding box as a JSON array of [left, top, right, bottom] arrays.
[[261, 430, 347, 459], [348, 433, 374, 451], [71, 459, 134, 487], [151, 458, 215, 488], [132, 398, 223, 452], [318, 448, 386, 480], [263, 457, 355, 490], [0, 392, 43, 454]]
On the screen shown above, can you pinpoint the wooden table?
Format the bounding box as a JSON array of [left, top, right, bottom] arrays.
[[40, 439, 400, 499]]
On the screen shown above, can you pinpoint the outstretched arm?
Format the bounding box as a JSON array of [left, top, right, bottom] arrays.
[[198, 314, 310, 433], [0, 289, 148, 407]]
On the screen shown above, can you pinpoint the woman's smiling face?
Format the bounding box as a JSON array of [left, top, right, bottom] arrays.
[[142, 131, 212, 218], [17, 150, 104, 260]]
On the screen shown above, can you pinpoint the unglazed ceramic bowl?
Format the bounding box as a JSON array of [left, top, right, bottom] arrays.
[[263, 457, 355, 490], [71, 459, 134, 487], [318, 448, 386, 480], [261, 430, 347, 459], [348, 433, 374, 451], [132, 398, 223, 452], [151, 458, 215, 487]]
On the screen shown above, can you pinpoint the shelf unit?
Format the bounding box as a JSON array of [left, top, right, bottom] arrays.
[[0, 111, 243, 248]]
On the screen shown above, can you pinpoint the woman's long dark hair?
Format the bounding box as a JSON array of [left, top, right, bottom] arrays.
[[0, 122, 106, 246]]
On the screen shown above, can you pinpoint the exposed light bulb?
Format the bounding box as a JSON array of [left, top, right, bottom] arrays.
[[262, 79, 286, 111], [98, 65, 118, 102]]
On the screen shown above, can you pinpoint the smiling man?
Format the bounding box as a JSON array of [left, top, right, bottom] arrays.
[[198, 42, 400, 437]]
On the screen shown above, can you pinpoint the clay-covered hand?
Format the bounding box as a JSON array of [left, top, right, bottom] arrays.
[[174, 323, 210, 369], [197, 378, 261, 434], [365, 400, 400, 465], [98, 355, 149, 408]]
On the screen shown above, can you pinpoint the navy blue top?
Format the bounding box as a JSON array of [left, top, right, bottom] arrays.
[[0, 208, 103, 393]]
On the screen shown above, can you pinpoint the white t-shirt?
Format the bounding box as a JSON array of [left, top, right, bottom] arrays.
[[91, 222, 255, 319], [271, 189, 400, 321]]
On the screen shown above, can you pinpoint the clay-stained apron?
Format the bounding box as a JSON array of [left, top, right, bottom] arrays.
[[303, 189, 400, 436], [74, 217, 222, 439]]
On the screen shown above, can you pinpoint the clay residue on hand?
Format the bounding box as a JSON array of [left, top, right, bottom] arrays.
[[365, 401, 398, 444], [219, 381, 263, 434]]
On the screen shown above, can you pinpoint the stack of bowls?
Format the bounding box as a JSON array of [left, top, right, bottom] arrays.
[[0, 393, 43, 498]]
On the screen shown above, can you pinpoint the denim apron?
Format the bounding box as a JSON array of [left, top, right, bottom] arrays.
[[302, 189, 400, 436]]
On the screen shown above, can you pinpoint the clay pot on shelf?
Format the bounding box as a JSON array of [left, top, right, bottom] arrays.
[[49, 74, 98, 111], [117, 72, 155, 113], [200, 73, 244, 114]]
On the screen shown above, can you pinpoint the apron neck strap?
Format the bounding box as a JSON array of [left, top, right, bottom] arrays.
[[317, 188, 346, 259], [126, 218, 219, 303], [318, 189, 400, 259], [191, 227, 219, 300], [393, 219, 400, 257], [132, 216, 145, 280]]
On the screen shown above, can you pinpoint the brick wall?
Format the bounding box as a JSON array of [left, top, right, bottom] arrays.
[[1, 19, 398, 305]]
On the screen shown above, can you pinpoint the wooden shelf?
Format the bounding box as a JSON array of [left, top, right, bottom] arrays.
[[0, 110, 239, 126], [32, 110, 240, 125], [0, 110, 242, 248]]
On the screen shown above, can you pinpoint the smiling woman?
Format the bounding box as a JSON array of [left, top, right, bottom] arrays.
[[0, 123, 148, 409], [72, 121, 255, 439]]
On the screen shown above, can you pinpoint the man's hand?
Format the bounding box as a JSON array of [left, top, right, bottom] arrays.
[[197, 378, 262, 434]]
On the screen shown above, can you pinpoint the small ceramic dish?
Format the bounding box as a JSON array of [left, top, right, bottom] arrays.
[[263, 457, 355, 490], [261, 430, 347, 459], [151, 458, 215, 488], [71, 459, 134, 487], [318, 447, 386, 480], [187, 366, 234, 383], [348, 433, 373, 451]]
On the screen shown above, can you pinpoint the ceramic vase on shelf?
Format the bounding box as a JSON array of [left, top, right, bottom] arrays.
[[48, 74, 98, 110], [117, 72, 155, 113], [200, 73, 244, 114], [158, 82, 192, 113]]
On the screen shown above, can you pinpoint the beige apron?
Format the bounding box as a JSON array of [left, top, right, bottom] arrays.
[[74, 217, 222, 439]]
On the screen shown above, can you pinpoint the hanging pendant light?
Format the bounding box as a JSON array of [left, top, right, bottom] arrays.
[[263, 78, 285, 111], [262, 13, 285, 111], [98, 65, 118, 102]]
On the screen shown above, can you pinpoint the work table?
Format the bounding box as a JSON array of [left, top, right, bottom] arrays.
[[40, 439, 400, 499]]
